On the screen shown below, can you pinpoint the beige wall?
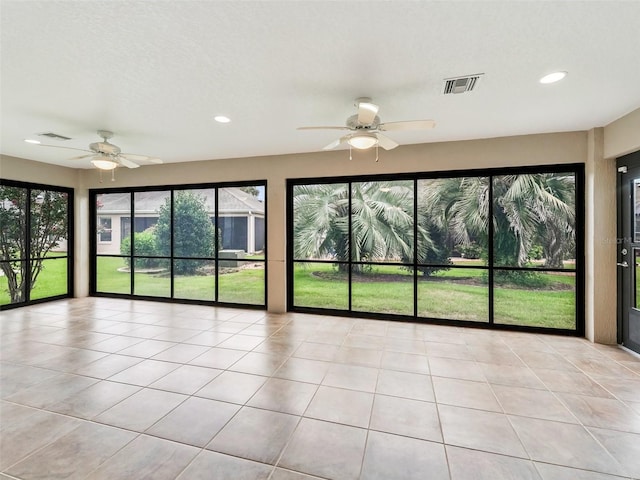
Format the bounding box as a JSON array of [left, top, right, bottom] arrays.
[[0, 126, 628, 343], [604, 108, 640, 159], [77, 131, 587, 313]]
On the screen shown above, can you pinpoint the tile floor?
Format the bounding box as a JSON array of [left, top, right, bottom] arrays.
[[1, 297, 640, 480]]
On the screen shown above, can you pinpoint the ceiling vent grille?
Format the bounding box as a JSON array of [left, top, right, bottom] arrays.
[[37, 132, 72, 141], [443, 74, 484, 94]]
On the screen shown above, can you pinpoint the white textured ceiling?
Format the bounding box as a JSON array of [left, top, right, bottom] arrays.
[[1, 1, 639, 169]]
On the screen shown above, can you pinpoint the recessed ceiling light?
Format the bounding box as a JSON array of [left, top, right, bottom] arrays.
[[24, 139, 41, 144], [539, 71, 567, 84], [214, 115, 231, 123]]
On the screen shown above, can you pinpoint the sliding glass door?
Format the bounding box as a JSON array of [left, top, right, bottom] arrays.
[[91, 182, 266, 308], [288, 165, 583, 334], [0, 180, 73, 308]]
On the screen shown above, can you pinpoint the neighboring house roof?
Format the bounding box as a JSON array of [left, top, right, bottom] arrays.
[[97, 187, 264, 215]]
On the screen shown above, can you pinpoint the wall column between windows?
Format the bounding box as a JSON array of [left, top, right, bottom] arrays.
[[74, 183, 90, 298], [585, 127, 616, 343], [267, 176, 286, 312]]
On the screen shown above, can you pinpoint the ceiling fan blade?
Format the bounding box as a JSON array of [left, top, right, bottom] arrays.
[[297, 126, 350, 131], [119, 153, 149, 161], [37, 144, 93, 154], [357, 101, 379, 125], [120, 153, 163, 164], [378, 120, 435, 131], [322, 135, 350, 150], [117, 157, 140, 169], [375, 133, 399, 150], [69, 154, 94, 160]]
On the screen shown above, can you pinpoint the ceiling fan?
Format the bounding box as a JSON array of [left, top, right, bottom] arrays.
[[35, 130, 162, 170], [297, 97, 436, 155]]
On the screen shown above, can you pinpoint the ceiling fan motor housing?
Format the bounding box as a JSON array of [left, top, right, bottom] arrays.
[[90, 141, 121, 155], [346, 114, 381, 130]]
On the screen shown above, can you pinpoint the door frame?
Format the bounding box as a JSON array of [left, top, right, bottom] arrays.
[[616, 150, 640, 352]]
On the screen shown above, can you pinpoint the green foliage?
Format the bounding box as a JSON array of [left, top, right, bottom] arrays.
[[293, 181, 446, 274], [155, 191, 215, 274], [528, 244, 544, 260], [0, 186, 68, 303], [458, 242, 483, 259], [491, 269, 550, 289], [120, 229, 161, 268]]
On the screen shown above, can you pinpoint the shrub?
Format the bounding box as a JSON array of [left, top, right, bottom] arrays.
[[120, 228, 162, 269], [458, 242, 483, 259]]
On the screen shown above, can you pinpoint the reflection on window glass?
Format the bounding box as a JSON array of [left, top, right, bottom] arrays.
[[635, 249, 640, 310]]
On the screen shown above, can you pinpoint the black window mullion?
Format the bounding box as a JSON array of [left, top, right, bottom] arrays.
[[348, 182, 352, 312], [130, 194, 135, 295], [413, 178, 418, 318], [170, 190, 175, 299], [488, 176, 495, 325], [24, 189, 32, 303], [214, 188, 219, 303]]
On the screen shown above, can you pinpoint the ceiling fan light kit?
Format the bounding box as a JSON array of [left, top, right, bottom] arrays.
[[298, 97, 435, 160], [348, 133, 378, 150], [30, 130, 162, 178], [91, 156, 118, 170]]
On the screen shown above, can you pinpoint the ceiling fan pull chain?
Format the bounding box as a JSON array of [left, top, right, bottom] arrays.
[[375, 144, 379, 162], [99, 170, 103, 183], [349, 145, 352, 161], [111, 169, 116, 182]]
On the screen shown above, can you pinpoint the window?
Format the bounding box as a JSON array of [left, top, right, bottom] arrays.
[[288, 165, 584, 334], [98, 217, 112, 242], [91, 182, 266, 307], [0, 180, 73, 308]]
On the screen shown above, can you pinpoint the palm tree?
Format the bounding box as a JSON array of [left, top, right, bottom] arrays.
[[293, 181, 439, 273], [421, 174, 574, 268]]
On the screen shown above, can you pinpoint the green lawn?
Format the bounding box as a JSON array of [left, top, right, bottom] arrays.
[[0, 255, 69, 305], [96, 256, 264, 305], [4, 254, 576, 330], [293, 262, 576, 329]]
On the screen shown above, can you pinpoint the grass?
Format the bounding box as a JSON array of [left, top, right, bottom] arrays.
[[0, 256, 69, 305], [4, 254, 577, 330], [95, 256, 264, 305], [293, 262, 576, 329]]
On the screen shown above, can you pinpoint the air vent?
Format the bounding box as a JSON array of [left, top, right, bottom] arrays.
[[37, 132, 72, 141], [443, 74, 484, 94]]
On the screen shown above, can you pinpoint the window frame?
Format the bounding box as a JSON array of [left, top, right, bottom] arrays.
[[287, 164, 585, 336], [0, 179, 74, 310], [90, 180, 267, 309]]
